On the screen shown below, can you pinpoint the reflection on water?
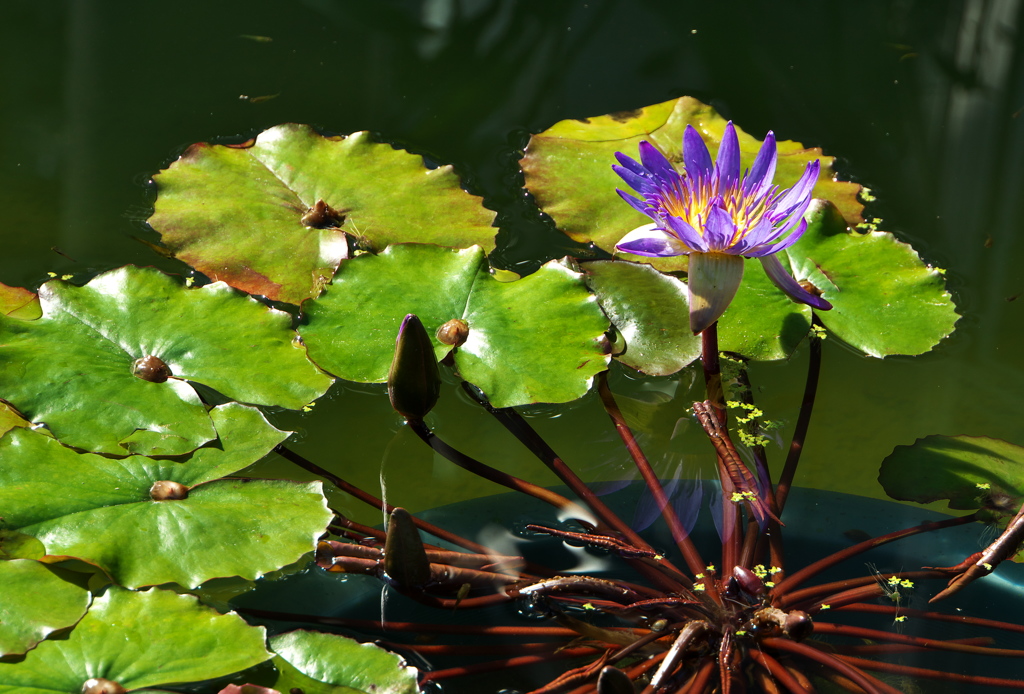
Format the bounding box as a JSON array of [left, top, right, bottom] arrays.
[[2, 0, 1024, 544]]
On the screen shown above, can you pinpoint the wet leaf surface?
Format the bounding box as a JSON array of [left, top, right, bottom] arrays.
[[521, 96, 863, 271], [0, 281, 40, 320], [583, 260, 700, 376], [716, 258, 812, 361], [785, 201, 959, 357], [0, 560, 90, 657], [0, 266, 333, 456], [149, 125, 496, 304], [0, 587, 271, 693], [0, 404, 331, 588], [254, 630, 420, 694], [301, 244, 609, 407]]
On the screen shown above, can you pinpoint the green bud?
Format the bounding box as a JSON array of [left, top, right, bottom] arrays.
[[387, 314, 441, 421], [383, 507, 431, 589]]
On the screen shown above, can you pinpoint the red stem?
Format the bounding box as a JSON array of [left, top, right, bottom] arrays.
[[699, 323, 743, 576], [772, 512, 978, 598], [814, 621, 1024, 657], [774, 314, 823, 512], [277, 444, 492, 555], [421, 646, 601, 682], [751, 647, 813, 694], [236, 607, 587, 636], [596, 373, 710, 583], [837, 601, 1024, 634], [476, 392, 694, 595], [407, 419, 592, 521], [780, 569, 949, 611], [837, 653, 1024, 689], [761, 637, 900, 694]]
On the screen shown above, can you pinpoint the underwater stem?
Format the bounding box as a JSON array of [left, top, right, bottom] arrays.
[[276, 444, 491, 554], [774, 315, 823, 513], [597, 372, 709, 580]]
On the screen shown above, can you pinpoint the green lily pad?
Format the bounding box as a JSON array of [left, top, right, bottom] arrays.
[[582, 260, 700, 376], [149, 124, 496, 304], [0, 281, 40, 320], [785, 201, 959, 357], [879, 435, 1024, 512], [0, 404, 331, 588], [0, 587, 271, 693], [0, 402, 30, 438], [521, 96, 863, 270], [0, 265, 333, 456], [717, 257, 812, 361], [0, 559, 91, 657], [301, 244, 610, 407], [256, 631, 420, 694]]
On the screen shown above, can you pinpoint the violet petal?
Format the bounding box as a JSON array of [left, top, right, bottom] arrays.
[[758, 254, 833, 310], [683, 126, 713, 179], [615, 225, 689, 257]]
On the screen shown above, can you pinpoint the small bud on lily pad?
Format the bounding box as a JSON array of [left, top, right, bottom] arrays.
[[131, 355, 172, 383], [82, 679, 127, 694], [300, 199, 345, 229], [387, 314, 441, 421], [150, 480, 189, 501], [436, 318, 469, 347]]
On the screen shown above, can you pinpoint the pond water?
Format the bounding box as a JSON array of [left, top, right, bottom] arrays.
[[3, 0, 1024, 689], [5, 0, 1021, 514]]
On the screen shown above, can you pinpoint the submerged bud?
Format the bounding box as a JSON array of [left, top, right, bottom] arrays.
[[732, 565, 766, 597], [132, 355, 172, 383], [82, 679, 127, 694], [150, 480, 189, 501], [784, 610, 813, 641], [387, 314, 441, 421], [383, 507, 432, 589], [597, 666, 634, 694]]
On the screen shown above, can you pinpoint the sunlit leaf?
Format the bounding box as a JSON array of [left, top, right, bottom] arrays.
[[0, 587, 271, 693], [785, 201, 959, 357], [0, 402, 30, 438], [301, 244, 610, 407], [149, 125, 496, 304], [521, 96, 863, 270], [0, 404, 331, 589], [717, 258, 812, 361], [0, 281, 40, 320], [582, 260, 700, 376], [0, 266, 333, 456], [0, 560, 90, 657], [259, 631, 420, 694]]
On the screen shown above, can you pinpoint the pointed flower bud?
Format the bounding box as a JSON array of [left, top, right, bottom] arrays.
[[387, 314, 441, 421], [383, 507, 432, 589]]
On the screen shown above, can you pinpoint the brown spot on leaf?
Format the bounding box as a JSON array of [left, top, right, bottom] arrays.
[[132, 355, 172, 383], [575, 117, 591, 124], [608, 109, 642, 122]]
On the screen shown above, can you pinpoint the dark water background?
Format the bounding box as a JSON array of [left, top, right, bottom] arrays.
[[2, 0, 1023, 523]]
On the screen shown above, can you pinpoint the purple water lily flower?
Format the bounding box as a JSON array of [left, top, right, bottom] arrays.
[[614, 122, 833, 334]]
